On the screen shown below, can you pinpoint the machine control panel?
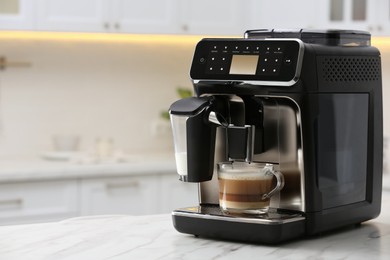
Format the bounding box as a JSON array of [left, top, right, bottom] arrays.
[[190, 39, 303, 85]]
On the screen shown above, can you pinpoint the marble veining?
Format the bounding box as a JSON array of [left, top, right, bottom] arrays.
[[0, 191, 389, 260]]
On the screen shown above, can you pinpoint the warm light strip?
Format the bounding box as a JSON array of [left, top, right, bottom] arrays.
[[0, 31, 389, 47], [372, 37, 390, 46], [0, 31, 234, 44]]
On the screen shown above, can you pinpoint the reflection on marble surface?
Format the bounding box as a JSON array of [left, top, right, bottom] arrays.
[[0, 192, 389, 260]]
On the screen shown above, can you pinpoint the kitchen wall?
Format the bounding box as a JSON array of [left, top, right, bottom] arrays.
[[0, 35, 389, 159], [0, 35, 198, 157], [378, 42, 390, 173]]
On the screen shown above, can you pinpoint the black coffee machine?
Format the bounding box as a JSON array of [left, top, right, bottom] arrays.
[[169, 29, 383, 244]]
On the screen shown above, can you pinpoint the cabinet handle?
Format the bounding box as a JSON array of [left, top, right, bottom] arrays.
[[181, 24, 189, 32], [103, 22, 110, 30], [0, 198, 23, 208], [114, 23, 120, 30], [105, 181, 140, 190]]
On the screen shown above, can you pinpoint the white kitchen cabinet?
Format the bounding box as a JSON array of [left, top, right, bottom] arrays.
[[0, 171, 198, 225], [120, 0, 248, 35], [249, 0, 317, 30], [375, 0, 390, 34], [0, 0, 34, 30], [34, 0, 179, 34], [80, 175, 160, 216], [178, 0, 247, 35], [250, 0, 390, 36], [0, 180, 79, 225], [110, 0, 179, 34], [35, 0, 109, 32], [79, 173, 197, 216], [12, 0, 247, 35], [3, 0, 390, 35], [317, 0, 376, 31], [159, 174, 198, 213], [315, 0, 390, 35], [35, 0, 177, 33]]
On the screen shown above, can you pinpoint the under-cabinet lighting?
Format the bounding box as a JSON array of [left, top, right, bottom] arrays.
[[0, 31, 388, 48], [372, 37, 390, 47], [0, 31, 233, 44]]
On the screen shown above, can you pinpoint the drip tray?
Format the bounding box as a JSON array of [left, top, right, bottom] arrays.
[[172, 205, 306, 243], [173, 205, 305, 225]]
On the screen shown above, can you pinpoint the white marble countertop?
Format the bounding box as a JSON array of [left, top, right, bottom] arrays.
[[0, 154, 176, 183], [0, 192, 389, 260]]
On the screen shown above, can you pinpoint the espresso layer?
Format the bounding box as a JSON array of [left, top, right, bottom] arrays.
[[218, 178, 273, 195]]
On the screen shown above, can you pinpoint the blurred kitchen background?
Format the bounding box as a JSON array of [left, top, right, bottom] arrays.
[[0, 0, 389, 225]]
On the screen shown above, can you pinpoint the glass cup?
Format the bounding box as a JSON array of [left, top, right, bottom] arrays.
[[217, 162, 284, 214]]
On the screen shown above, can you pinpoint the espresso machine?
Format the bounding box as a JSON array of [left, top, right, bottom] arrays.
[[169, 29, 383, 244]]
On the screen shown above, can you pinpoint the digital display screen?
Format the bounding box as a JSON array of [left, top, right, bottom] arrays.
[[229, 55, 259, 75]]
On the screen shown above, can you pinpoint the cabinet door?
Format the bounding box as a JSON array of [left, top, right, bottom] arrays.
[[375, 0, 390, 34], [112, 0, 179, 34], [35, 0, 109, 32], [250, 0, 317, 29], [0, 180, 79, 225], [179, 0, 247, 35], [159, 174, 198, 213], [0, 0, 34, 30], [80, 176, 159, 216], [318, 0, 378, 32]]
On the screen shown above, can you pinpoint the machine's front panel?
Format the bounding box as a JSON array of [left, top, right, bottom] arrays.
[[190, 39, 303, 85]]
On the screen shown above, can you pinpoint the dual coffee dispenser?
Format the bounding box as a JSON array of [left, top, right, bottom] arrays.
[[169, 29, 383, 244]]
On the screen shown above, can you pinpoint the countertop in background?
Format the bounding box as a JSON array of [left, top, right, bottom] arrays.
[[0, 154, 177, 182], [0, 192, 389, 259]]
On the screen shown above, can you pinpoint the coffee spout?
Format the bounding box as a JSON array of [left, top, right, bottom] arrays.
[[208, 112, 229, 127], [226, 125, 255, 163]]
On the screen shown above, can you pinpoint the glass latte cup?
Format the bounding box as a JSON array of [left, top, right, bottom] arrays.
[[217, 162, 284, 214]]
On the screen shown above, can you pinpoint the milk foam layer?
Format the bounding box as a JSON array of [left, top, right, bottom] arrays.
[[218, 172, 273, 180]]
